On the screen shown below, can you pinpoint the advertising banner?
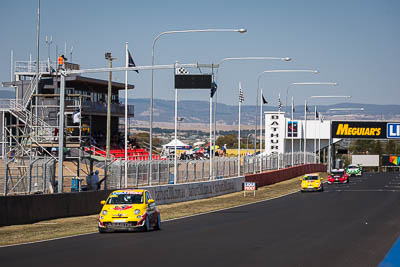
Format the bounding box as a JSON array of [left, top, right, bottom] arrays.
[[387, 123, 400, 138], [331, 121, 387, 139], [287, 121, 298, 137], [382, 155, 400, 167]]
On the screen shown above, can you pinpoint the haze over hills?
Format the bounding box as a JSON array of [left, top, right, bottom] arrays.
[[127, 98, 400, 125], [1, 89, 398, 125]]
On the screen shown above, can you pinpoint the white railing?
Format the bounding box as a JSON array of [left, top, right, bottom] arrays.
[[22, 74, 41, 108], [15, 61, 54, 74], [0, 99, 19, 111]]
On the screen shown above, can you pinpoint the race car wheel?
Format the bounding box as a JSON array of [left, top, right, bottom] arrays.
[[144, 216, 150, 232], [98, 227, 107, 233], [154, 214, 161, 231]]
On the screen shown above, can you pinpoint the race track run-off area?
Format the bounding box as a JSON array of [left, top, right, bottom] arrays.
[[1, 172, 400, 267]]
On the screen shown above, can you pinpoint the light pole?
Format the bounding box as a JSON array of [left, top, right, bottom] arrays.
[[105, 52, 116, 190], [328, 108, 364, 111], [45, 35, 52, 71], [213, 57, 291, 152], [255, 69, 319, 171], [150, 28, 247, 183], [212, 56, 291, 176], [328, 107, 364, 170], [309, 97, 353, 171], [285, 82, 338, 164]]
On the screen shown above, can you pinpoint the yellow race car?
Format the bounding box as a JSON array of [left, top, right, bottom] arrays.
[[98, 189, 161, 233], [300, 173, 324, 192]]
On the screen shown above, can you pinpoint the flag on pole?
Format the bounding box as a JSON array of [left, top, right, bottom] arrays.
[[315, 109, 319, 119], [262, 94, 268, 104], [320, 114, 324, 123], [239, 83, 244, 103], [278, 93, 282, 111], [292, 98, 295, 113], [128, 50, 139, 73], [211, 81, 218, 98]]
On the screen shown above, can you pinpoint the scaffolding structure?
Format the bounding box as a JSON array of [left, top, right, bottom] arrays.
[[1, 60, 134, 195]]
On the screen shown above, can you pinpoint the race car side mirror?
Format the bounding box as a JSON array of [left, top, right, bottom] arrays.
[[100, 200, 106, 205], [148, 199, 155, 205]]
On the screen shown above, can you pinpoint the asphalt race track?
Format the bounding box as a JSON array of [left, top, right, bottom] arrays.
[[1, 172, 400, 267]]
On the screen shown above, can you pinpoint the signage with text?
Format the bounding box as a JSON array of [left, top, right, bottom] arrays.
[[331, 121, 387, 139], [387, 123, 400, 138]]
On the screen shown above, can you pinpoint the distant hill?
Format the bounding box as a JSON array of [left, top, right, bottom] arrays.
[[126, 98, 400, 125]]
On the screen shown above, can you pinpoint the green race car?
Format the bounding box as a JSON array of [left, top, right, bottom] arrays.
[[346, 164, 363, 177]]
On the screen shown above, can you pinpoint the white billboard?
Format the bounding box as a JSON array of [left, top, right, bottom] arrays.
[[352, 155, 379, 167]]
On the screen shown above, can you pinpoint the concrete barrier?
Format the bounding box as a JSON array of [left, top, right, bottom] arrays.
[[0, 190, 113, 226], [0, 164, 325, 227], [0, 176, 245, 226], [144, 176, 245, 205], [245, 164, 326, 187]]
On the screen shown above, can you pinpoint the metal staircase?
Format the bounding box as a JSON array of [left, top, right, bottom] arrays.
[[22, 74, 41, 108], [2, 74, 79, 195]]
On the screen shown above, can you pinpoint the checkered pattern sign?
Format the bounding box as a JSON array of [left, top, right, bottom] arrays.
[[175, 67, 189, 75]]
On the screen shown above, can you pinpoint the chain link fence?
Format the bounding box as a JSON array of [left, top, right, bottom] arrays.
[[108, 152, 318, 189]]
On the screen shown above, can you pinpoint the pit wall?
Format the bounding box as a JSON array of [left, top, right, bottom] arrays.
[[0, 176, 245, 226], [245, 164, 327, 187]]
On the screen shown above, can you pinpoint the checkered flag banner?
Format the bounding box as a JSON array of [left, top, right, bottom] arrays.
[[278, 93, 282, 111], [239, 83, 244, 103], [175, 67, 189, 75]]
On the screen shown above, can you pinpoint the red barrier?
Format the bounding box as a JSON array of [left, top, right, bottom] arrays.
[[245, 164, 326, 187]]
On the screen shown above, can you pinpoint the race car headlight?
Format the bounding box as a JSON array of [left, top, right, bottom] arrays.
[[134, 209, 141, 215], [102, 210, 108, 216]]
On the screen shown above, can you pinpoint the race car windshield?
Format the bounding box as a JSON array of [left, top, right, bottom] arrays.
[[304, 176, 319, 180], [332, 171, 344, 176], [107, 194, 143, 205]]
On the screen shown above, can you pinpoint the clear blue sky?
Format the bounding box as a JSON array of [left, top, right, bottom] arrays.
[[0, 0, 399, 107]]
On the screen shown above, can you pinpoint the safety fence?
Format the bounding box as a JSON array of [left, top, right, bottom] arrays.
[[107, 152, 318, 189], [0, 151, 318, 195]]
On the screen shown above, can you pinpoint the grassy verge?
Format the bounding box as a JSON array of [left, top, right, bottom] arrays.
[[0, 173, 326, 246]]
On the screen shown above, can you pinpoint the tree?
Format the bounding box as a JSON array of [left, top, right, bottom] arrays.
[[131, 132, 161, 150], [349, 140, 374, 154], [371, 140, 382, 155], [216, 134, 237, 148], [385, 140, 397, 154]]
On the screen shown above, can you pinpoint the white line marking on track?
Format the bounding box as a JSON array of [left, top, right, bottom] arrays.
[[0, 232, 97, 249], [0, 189, 301, 248]]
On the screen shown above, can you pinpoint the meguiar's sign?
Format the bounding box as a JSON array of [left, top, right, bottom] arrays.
[[331, 121, 387, 139]]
